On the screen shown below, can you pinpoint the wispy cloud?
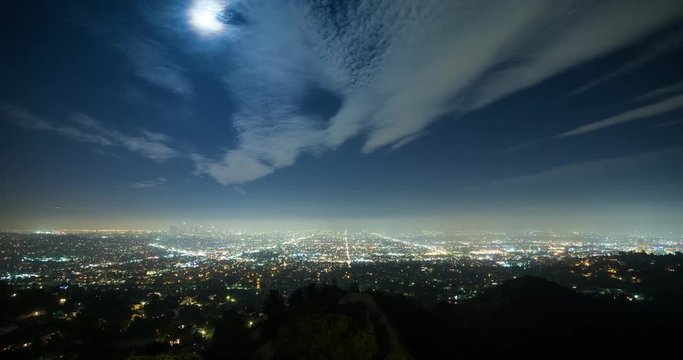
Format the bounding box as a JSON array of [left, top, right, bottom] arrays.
[[71, 113, 180, 162], [190, 0, 683, 185], [1, 104, 179, 162], [649, 118, 683, 129], [124, 36, 193, 98], [633, 82, 683, 102], [0, 104, 113, 145], [567, 31, 683, 97], [72, 6, 194, 99], [191, 150, 274, 185], [490, 146, 683, 189], [560, 94, 683, 137], [130, 177, 168, 189]]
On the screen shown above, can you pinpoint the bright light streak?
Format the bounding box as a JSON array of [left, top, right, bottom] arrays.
[[188, 0, 226, 36]]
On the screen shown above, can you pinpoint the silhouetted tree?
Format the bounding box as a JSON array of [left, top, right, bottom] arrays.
[[273, 313, 377, 360], [263, 289, 286, 337], [205, 309, 252, 360]]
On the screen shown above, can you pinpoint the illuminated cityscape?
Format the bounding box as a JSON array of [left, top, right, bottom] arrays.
[[2, 0, 683, 358], [1, 227, 682, 357], [3, 229, 682, 299]]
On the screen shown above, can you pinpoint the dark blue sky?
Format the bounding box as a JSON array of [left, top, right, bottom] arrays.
[[1, 0, 682, 231]]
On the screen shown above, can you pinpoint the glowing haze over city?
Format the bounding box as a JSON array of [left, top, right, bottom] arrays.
[[1, 1, 682, 359]]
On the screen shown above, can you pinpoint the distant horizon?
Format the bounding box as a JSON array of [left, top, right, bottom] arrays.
[[3, 216, 682, 234]]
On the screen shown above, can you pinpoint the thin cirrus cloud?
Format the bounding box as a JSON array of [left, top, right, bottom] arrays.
[[71, 113, 180, 162], [0, 104, 179, 163], [124, 36, 194, 98], [189, 0, 683, 186], [560, 93, 683, 137], [72, 6, 194, 98], [0, 104, 113, 146], [633, 81, 683, 102], [566, 30, 683, 98], [491, 146, 683, 189], [482, 146, 683, 205], [130, 177, 168, 189]]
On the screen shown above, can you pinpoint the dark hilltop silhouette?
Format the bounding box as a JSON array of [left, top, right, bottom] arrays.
[[3, 270, 682, 359]]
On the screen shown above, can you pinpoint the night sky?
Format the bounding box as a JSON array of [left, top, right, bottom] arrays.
[[1, 0, 682, 231]]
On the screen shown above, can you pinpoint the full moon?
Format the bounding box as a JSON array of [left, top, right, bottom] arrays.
[[188, 0, 226, 36]]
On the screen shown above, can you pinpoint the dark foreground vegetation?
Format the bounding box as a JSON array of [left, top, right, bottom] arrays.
[[2, 255, 682, 359]]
